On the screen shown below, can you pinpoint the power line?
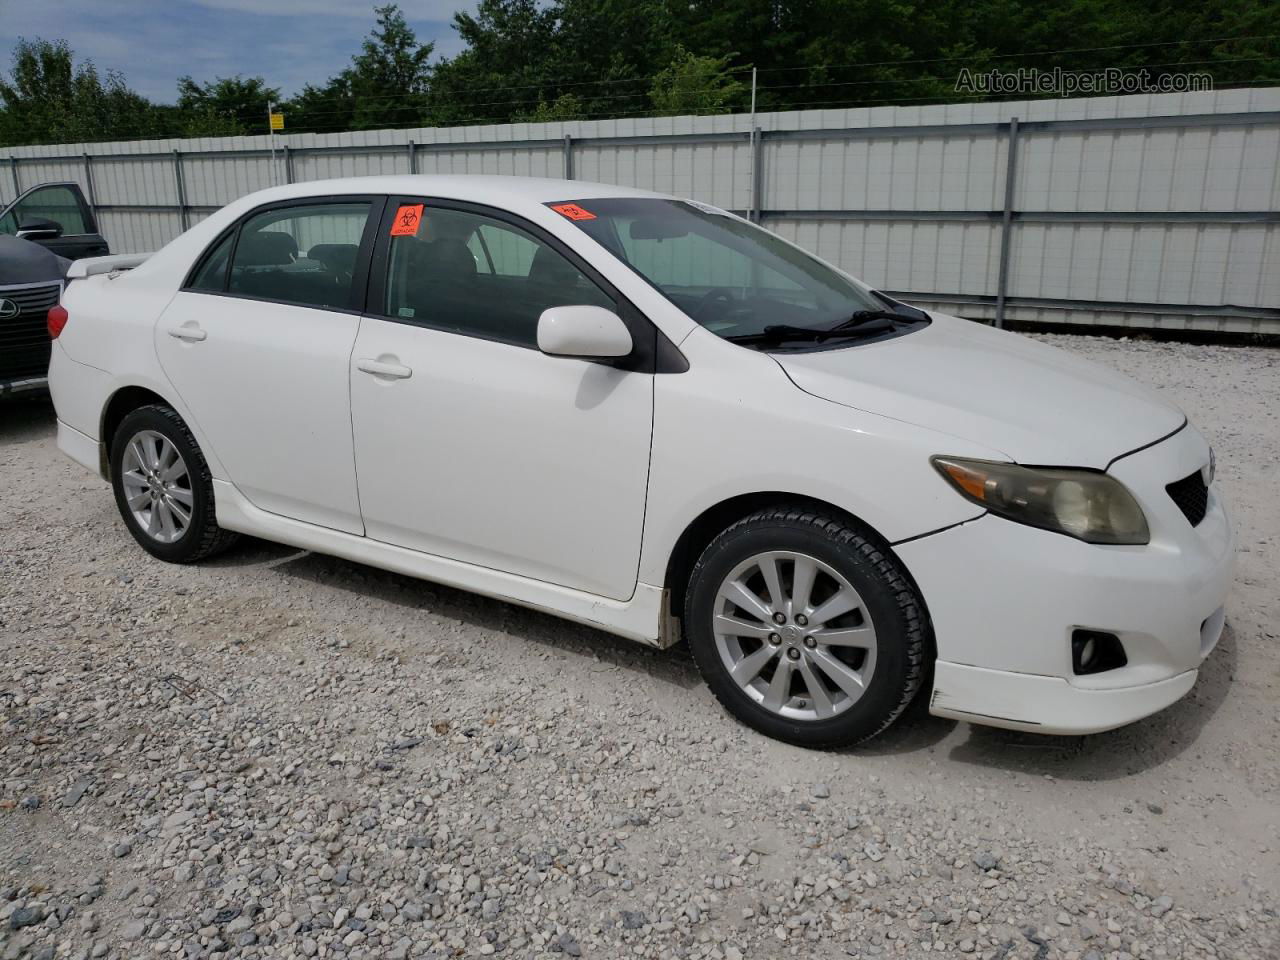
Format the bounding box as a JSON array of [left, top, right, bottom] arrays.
[[205, 32, 1280, 114]]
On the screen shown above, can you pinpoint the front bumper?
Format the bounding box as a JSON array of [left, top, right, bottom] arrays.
[[897, 424, 1235, 734]]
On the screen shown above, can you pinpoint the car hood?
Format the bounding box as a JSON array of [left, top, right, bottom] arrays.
[[774, 313, 1185, 468], [0, 235, 70, 284]]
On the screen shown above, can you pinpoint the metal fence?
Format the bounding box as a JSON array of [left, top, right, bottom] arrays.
[[5, 88, 1279, 334]]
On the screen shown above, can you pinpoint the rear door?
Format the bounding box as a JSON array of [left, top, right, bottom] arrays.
[[348, 198, 655, 600], [0, 183, 109, 259], [154, 196, 381, 534]]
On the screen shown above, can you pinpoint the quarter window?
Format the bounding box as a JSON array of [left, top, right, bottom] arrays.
[[384, 205, 613, 347], [227, 202, 371, 309], [188, 232, 233, 292]]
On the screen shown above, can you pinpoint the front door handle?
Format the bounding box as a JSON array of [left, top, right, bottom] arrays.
[[167, 324, 207, 342], [356, 357, 412, 380]]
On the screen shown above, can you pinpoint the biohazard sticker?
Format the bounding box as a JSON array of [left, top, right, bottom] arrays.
[[390, 204, 424, 236], [549, 202, 597, 221]]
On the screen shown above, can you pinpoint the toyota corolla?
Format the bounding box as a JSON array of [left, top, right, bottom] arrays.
[[47, 176, 1235, 747]]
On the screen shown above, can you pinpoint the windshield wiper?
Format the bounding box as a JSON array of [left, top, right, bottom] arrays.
[[725, 318, 896, 347], [831, 309, 915, 330]]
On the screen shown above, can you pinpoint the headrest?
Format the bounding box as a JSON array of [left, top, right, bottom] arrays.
[[238, 230, 297, 267], [308, 243, 358, 274], [528, 244, 577, 286], [429, 239, 477, 276]]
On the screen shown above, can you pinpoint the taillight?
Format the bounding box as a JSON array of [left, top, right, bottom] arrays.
[[47, 304, 69, 339]]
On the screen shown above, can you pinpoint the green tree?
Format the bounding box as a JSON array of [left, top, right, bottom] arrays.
[[176, 75, 279, 136], [287, 4, 433, 132], [427, 0, 559, 125], [517, 92, 587, 123], [649, 46, 745, 116], [0, 38, 163, 145], [345, 4, 434, 129]]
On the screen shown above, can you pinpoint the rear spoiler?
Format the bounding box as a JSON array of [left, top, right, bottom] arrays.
[[66, 252, 152, 279]]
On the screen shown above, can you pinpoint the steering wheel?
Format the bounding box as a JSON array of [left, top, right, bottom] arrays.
[[691, 287, 737, 322]]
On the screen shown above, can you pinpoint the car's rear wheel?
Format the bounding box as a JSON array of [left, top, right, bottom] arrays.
[[684, 505, 927, 748], [109, 404, 238, 563]]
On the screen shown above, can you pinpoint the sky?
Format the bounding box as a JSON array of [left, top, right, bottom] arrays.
[[0, 0, 473, 102]]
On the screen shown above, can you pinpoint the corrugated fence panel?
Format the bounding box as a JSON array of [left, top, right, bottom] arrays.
[[775, 219, 1001, 297], [415, 146, 561, 179], [5, 88, 1278, 332], [96, 209, 183, 252], [183, 153, 274, 208], [92, 155, 179, 206]]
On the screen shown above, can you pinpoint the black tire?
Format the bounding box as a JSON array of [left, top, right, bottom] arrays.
[[684, 505, 927, 749], [109, 404, 239, 563]]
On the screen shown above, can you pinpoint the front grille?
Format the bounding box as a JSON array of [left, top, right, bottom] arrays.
[[1166, 469, 1208, 527], [0, 283, 60, 381]]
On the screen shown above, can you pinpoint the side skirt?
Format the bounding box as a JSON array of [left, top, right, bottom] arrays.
[[212, 479, 669, 647]]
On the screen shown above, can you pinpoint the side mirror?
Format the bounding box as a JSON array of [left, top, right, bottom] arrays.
[[537, 305, 633, 359], [16, 217, 63, 241]]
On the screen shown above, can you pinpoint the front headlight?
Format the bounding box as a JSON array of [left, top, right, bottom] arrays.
[[931, 456, 1150, 545]]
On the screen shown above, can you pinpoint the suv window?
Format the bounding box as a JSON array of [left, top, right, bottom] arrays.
[[227, 202, 371, 309], [385, 206, 612, 347], [1, 184, 88, 236]]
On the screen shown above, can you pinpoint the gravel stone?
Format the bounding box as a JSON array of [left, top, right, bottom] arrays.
[[0, 339, 1277, 960]]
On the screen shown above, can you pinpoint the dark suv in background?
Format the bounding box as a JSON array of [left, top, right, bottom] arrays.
[[1, 181, 109, 395]]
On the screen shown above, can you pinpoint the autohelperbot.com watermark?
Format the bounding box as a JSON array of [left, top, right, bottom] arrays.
[[955, 67, 1213, 97]]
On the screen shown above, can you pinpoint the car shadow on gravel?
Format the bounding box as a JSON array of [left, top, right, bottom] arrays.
[[202, 538, 1237, 772], [216, 541, 705, 690], [0, 395, 54, 444], [944, 625, 1238, 780]]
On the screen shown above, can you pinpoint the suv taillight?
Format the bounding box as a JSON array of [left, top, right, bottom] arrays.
[[47, 304, 69, 339]]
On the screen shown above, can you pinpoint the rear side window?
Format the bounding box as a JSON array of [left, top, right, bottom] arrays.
[[384, 205, 612, 347], [226, 202, 371, 310]]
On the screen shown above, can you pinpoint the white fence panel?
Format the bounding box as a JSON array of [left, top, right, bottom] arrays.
[[4, 87, 1277, 333]]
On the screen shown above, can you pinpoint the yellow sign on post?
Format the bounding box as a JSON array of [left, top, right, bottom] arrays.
[[269, 112, 285, 131]]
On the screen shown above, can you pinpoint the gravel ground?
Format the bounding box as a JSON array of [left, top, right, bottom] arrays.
[[1, 333, 1277, 960]]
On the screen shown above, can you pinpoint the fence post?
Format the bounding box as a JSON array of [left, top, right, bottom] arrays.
[[82, 153, 98, 221], [173, 150, 189, 232], [407, 139, 417, 174], [994, 116, 1020, 329], [8, 157, 18, 199], [283, 144, 294, 184], [750, 127, 764, 222], [563, 134, 574, 180]]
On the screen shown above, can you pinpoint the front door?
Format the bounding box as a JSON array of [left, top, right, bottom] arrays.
[[0, 183, 109, 259], [155, 198, 379, 534], [349, 200, 654, 601]]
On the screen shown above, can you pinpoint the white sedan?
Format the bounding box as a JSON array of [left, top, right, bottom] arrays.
[[47, 176, 1235, 747]]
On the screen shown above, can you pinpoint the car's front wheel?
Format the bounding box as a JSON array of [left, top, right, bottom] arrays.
[[109, 404, 238, 563], [684, 506, 927, 748]]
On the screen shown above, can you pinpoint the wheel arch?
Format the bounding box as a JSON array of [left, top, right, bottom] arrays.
[[661, 491, 935, 656], [100, 384, 180, 479]]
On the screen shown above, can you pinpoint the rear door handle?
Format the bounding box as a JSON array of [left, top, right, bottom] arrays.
[[356, 357, 412, 380], [167, 324, 207, 342]]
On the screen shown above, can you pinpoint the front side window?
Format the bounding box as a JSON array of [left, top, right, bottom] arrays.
[[384, 205, 612, 347], [3, 184, 88, 236], [226, 202, 371, 309], [549, 198, 910, 344]]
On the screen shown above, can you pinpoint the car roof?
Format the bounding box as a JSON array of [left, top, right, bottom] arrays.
[[248, 175, 671, 210]]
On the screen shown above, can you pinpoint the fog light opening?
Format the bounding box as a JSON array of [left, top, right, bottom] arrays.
[[1071, 629, 1127, 675]]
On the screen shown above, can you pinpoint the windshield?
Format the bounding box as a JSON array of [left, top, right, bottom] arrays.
[[547, 197, 896, 341]]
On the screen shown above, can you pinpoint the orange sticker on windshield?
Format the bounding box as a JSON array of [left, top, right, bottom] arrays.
[[550, 202, 596, 221], [390, 204, 424, 236]]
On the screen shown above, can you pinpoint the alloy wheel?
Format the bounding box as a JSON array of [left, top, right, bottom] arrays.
[[119, 429, 193, 544], [712, 550, 878, 721]]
